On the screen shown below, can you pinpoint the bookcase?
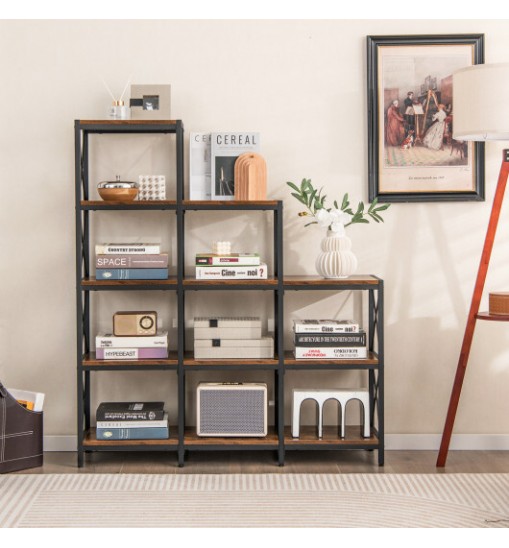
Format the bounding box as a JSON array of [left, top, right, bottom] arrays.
[[75, 119, 384, 467]]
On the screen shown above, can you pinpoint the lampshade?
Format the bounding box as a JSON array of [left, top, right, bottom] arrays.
[[453, 62, 509, 141]]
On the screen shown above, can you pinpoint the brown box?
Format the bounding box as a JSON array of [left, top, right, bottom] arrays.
[[489, 292, 509, 316], [0, 383, 43, 473]]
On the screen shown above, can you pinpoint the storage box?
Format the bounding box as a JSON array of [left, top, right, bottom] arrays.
[[196, 383, 267, 437], [0, 384, 43, 473], [194, 337, 274, 359], [489, 292, 509, 315], [194, 316, 262, 340]]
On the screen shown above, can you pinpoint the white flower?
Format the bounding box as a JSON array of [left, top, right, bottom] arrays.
[[315, 208, 348, 236], [315, 208, 332, 228]]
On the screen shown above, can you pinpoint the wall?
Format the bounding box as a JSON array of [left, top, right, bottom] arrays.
[[1, 19, 509, 449]]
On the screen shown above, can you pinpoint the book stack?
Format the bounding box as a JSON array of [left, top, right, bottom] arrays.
[[195, 252, 267, 280], [95, 402, 169, 440], [194, 317, 274, 359], [293, 320, 367, 359], [95, 243, 169, 280], [96, 331, 169, 360]]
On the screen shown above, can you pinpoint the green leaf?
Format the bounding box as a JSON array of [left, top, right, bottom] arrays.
[[333, 200, 339, 209], [308, 188, 318, 208], [300, 178, 312, 191], [374, 203, 391, 212], [287, 181, 301, 193], [304, 221, 318, 227], [291, 192, 308, 205], [341, 194, 349, 210]]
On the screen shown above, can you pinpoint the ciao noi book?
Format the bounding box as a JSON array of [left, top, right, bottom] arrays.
[[210, 132, 260, 200]]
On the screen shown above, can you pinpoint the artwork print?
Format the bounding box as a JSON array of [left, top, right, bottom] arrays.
[[367, 35, 485, 202]]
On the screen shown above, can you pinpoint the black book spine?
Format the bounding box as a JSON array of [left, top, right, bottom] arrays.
[[294, 332, 366, 347], [96, 410, 166, 421]]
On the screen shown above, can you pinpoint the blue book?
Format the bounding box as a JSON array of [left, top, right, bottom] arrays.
[[96, 268, 168, 280], [96, 425, 170, 440]]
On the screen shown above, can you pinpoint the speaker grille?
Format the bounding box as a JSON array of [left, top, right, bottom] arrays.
[[199, 388, 266, 435]]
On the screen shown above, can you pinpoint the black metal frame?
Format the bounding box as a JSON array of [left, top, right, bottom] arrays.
[[75, 120, 384, 468], [367, 34, 485, 203], [282, 277, 384, 466]]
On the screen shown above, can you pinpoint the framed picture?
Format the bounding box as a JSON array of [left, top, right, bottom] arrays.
[[129, 84, 171, 120], [367, 34, 485, 202]]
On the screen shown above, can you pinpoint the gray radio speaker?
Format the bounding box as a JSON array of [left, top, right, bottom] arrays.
[[196, 382, 267, 437]]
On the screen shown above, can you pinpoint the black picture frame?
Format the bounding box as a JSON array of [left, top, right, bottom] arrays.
[[367, 34, 485, 203]]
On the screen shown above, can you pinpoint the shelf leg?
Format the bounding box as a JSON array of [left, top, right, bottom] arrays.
[[437, 150, 509, 467]]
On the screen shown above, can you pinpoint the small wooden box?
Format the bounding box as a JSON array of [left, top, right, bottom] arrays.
[[489, 292, 509, 315]]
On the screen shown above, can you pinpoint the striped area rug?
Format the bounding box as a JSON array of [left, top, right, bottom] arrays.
[[1, 473, 508, 528]]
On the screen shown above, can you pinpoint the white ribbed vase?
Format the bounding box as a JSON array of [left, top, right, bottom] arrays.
[[315, 230, 358, 279]]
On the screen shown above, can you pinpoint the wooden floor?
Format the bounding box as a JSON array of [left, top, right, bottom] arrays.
[[14, 450, 509, 474]]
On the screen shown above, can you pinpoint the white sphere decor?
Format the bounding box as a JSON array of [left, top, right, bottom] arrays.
[[315, 230, 358, 279]]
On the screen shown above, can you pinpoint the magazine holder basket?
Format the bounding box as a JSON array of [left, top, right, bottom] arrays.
[[0, 382, 43, 473]]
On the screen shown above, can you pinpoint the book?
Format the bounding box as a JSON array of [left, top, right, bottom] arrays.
[[95, 347, 169, 360], [195, 263, 268, 280], [96, 331, 169, 348], [293, 346, 367, 359], [95, 268, 168, 280], [96, 254, 169, 269], [95, 243, 161, 254], [96, 402, 165, 421], [189, 132, 211, 200], [210, 132, 260, 200], [7, 388, 45, 412], [293, 319, 360, 334], [294, 331, 366, 347], [195, 253, 260, 266], [97, 414, 169, 429], [96, 424, 169, 440]]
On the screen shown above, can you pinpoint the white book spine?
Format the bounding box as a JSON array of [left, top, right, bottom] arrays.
[[293, 346, 367, 359], [195, 264, 268, 279], [96, 332, 169, 348], [96, 415, 168, 429], [95, 244, 161, 254], [190, 132, 212, 200], [101, 348, 139, 360], [293, 323, 360, 334]]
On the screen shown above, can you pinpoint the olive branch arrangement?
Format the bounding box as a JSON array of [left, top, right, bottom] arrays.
[[287, 178, 390, 232]]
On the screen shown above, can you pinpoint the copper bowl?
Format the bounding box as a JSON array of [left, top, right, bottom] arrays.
[[98, 178, 139, 203]]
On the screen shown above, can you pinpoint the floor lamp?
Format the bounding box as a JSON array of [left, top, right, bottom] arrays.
[[437, 63, 509, 467]]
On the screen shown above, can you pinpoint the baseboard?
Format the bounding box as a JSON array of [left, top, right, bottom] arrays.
[[385, 434, 509, 451], [43, 434, 509, 452]]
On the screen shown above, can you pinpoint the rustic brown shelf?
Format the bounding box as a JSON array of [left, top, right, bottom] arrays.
[[81, 277, 178, 287], [184, 426, 279, 447], [183, 352, 279, 369], [75, 118, 384, 467], [83, 352, 178, 368], [78, 119, 178, 126], [476, 312, 509, 322], [183, 277, 278, 287], [81, 200, 177, 209], [283, 350, 379, 367], [284, 275, 381, 287], [182, 199, 279, 209], [284, 426, 379, 447], [83, 427, 178, 447]]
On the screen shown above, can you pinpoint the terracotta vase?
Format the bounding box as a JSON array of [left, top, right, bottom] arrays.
[[315, 230, 358, 279]]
